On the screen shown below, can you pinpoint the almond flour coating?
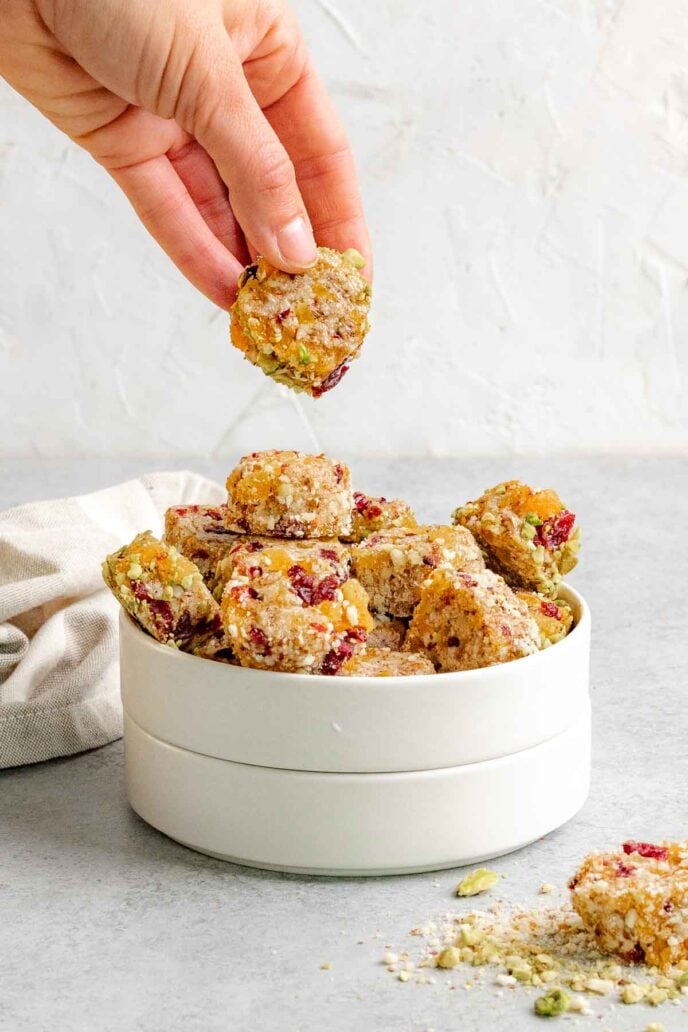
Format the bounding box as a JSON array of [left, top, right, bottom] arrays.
[[404, 568, 540, 672], [516, 590, 574, 648], [569, 842, 688, 970], [452, 480, 580, 597], [341, 492, 418, 543], [220, 561, 374, 674], [339, 648, 434, 677], [230, 247, 371, 396], [163, 504, 237, 585], [213, 537, 352, 600], [352, 525, 485, 618], [367, 615, 408, 651], [225, 450, 353, 538], [102, 531, 222, 649]]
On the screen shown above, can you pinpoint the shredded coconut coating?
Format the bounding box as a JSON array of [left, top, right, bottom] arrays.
[[367, 615, 408, 651], [570, 842, 688, 970], [220, 552, 374, 674], [452, 480, 580, 597], [516, 590, 574, 648], [341, 492, 418, 543], [339, 647, 434, 677], [102, 531, 222, 649], [352, 525, 485, 618], [404, 568, 540, 672], [163, 504, 237, 586], [225, 450, 353, 538], [230, 247, 371, 396]]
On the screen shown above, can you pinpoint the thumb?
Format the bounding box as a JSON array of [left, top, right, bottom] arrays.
[[192, 43, 317, 273]]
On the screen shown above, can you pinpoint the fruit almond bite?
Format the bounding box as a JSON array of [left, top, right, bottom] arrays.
[[230, 247, 371, 397], [339, 648, 434, 677], [220, 544, 374, 674], [102, 531, 222, 649], [352, 525, 485, 618], [213, 537, 352, 601], [569, 841, 688, 970], [404, 568, 540, 672], [342, 492, 418, 544], [516, 590, 574, 649], [225, 450, 353, 539], [163, 504, 237, 586], [452, 480, 580, 597]]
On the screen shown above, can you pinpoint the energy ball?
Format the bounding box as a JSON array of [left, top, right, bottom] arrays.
[[339, 648, 435, 677], [230, 247, 371, 397], [342, 492, 418, 543], [404, 568, 540, 672], [225, 450, 353, 539], [452, 480, 580, 597], [569, 841, 688, 970], [352, 525, 485, 618], [366, 615, 408, 651], [220, 558, 374, 674], [102, 531, 222, 649], [163, 504, 237, 586], [516, 591, 574, 648]]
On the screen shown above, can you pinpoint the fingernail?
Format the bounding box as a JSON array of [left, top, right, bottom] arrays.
[[276, 217, 317, 268]]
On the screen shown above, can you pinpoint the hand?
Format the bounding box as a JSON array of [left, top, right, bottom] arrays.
[[1, 0, 371, 307]]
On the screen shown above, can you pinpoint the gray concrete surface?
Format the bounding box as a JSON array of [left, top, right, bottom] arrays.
[[2, 456, 687, 1032]]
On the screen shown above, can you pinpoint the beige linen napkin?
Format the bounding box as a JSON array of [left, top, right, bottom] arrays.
[[0, 471, 224, 769]]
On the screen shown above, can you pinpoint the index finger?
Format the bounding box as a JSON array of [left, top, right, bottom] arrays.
[[261, 61, 372, 280]]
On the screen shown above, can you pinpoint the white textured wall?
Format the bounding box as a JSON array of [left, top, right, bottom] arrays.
[[2, 0, 688, 458]]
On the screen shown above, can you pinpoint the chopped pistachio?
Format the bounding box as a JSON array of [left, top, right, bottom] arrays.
[[521, 522, 537, 541], [458, 924, 482, 946], [398, 970, 410, 983], [524, 512, 543, 526], [342, 247, 366, 269], [127, 562, 143, 578], [676, 972, 688, 988], [181, 574, 195, 590], [620, 983, 646, 1004], [298, 344, 311, 365], [646, 986, 669, 1006], [456, 868, 500, 897], [436, 946, 461, 970], [534, 987, 570, 1017]]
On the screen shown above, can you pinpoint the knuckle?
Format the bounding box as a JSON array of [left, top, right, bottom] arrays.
[[251, 145, 297, 199]]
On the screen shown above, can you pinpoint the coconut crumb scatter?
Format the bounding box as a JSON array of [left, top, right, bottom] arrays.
[[383, 893, 688, 1019]]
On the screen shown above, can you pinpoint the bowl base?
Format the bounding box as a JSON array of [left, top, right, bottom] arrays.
[[125, 705, 590, 877]]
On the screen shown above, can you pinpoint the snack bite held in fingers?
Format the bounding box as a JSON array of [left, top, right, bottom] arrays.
[[230, 248, 371, 396]]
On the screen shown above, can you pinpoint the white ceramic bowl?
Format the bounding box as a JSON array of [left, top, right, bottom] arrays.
[[121, 584, 591, 875], [121, 584, 590, 774]]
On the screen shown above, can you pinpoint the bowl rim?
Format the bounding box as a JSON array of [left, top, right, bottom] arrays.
[[120, 581, 589, 688]]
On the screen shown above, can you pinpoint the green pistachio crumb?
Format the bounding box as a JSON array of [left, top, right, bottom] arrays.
[[298, 344, 311, 365], [436, 946, 461, 969], [525, 512, 544, 526], [342, 247, 365, 269], [676, 972, 688, 988], [534, 988, 570, 1017], [456, 868, 500, 897]]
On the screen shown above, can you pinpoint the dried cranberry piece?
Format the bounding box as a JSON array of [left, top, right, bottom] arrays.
[[500, 624, 513, 637], [663, 899, 674, 913], [334, 463, 345, 484], [615, 862, 636, 878], [174, 611, 192, 642], [230, 585, 258, 601], [288, 564, 314, 606], [310, 622, 328, 633], [131, 581, 150, 602], [623, 841, 668, 861], [277, 308, 291, 322], [535, 510, 575, 550], [247, 565, 263, 579], [353, 492, 383, 519], [447, 635, 460, 647], [620, 943, 645, 964], [209, 612, 224, 633], [540, 601, 562, 620], [173, 507, 189, 516], [205, 508, 223, 521], [192, 549, 210, 561], [321, 640, 356, 675], [249, 627, 271, 654], [311, 574, 341, 604], [344, 626, 367, 644], [148, 599, 174, 635], [235, 517, 250, 532], [422, 555, 438, 568], [319, 548, 341, 564], [205, 524, 235, 535], [312, 363, 350, 398]]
